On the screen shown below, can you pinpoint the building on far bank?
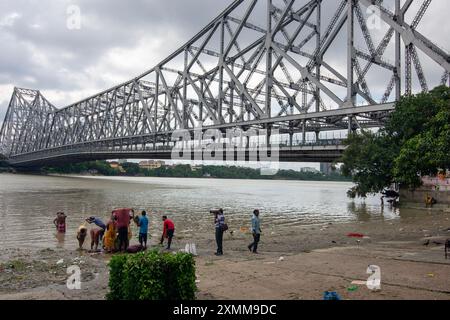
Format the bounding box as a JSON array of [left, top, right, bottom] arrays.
[[191, 165, 202, 172], [300, 167, 320, 174], [109, 161, 126, 173], [320, 163, 333, 175], [139, 160, 165, 170]]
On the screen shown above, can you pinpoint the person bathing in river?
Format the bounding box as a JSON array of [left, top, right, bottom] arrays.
[[160, 216, 175, 250], [86, 217, 107, 251], [53, 212, 67, 234]]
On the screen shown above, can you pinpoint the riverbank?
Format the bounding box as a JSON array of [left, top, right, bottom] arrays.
[[1, 210, 449, 300]]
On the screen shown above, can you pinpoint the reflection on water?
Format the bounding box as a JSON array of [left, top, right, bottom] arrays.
[[55, 232, 65, 249], [0, 174, 424, 249]]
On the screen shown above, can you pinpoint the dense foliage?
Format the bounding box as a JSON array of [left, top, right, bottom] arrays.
[[44, 161, 350, 182], [44, 160, 122, 176], [107, 250, 197, 300], [341, 86, 450, 198]]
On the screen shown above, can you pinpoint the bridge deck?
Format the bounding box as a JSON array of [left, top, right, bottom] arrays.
[[6, 144, 346, 168]]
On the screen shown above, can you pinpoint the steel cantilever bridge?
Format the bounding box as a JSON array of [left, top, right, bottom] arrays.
[[0, 0, 449, 168]]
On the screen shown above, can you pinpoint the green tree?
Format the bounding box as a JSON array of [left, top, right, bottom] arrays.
[[341, 86, 450, 197]]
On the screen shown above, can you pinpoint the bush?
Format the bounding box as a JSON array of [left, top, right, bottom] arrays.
[[107, 250, 197, 300]]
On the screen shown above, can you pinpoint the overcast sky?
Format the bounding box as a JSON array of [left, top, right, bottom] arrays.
[[0, 0, 448, 168]]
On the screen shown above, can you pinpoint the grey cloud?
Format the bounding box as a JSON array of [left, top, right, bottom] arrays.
[[0, 0, 448, 118]]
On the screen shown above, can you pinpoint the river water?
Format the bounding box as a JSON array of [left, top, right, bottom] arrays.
[[0, 174, 415, 250]]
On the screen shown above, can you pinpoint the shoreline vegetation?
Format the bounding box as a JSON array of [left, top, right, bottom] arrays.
[[342, 86, 450, 198], [38, 161, 351, 182]]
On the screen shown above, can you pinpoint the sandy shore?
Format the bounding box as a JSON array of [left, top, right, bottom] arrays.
[[1, 209, 449, 300]]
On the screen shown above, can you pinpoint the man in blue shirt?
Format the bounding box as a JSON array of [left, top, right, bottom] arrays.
[[138, 211, 149, 249], [248, 209, 262, 254]]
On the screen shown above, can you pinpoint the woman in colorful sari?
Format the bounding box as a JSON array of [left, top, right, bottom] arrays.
[[103, 212, 117, 253]]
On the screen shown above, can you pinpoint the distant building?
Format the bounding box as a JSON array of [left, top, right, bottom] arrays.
[[320, 163, 333, 175], [109, 161, 125, 173], [139, 160, 165, 170], [300, 167, 319, 173]]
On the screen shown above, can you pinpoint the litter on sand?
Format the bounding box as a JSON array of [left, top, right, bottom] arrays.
[[351, 280, 367, 285], [347, 285, 358, 292], [184, 243, 198, 256], [323, 291, 341, 300], [263, 262, 276, 265], [279, 257, 285, 261], [56, 259, 64, 265], [347, 233, 364, 238]]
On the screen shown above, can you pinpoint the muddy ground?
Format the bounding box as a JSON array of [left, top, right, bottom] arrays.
[[1, 209, 449, 300]]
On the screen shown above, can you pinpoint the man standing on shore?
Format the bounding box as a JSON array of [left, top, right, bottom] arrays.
[[114, 208, 133, 252], [248, 209, 261, 254], [138, 211, 149, 249], [214, 209, 225, 256], [160, 216, 175, 250]]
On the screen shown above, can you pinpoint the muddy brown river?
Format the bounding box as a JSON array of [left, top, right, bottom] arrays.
[[0, 174, 422, 250]]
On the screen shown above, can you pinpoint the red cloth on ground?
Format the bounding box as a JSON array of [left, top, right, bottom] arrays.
[[347, 233, 364, 238]]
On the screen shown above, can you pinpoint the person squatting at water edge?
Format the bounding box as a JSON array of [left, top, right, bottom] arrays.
[[77, 224, 88, 249]]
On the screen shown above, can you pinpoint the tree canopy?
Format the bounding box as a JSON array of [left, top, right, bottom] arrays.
[[341, 86, 450, 198]]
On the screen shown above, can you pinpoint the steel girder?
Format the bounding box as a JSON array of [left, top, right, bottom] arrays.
[[0, 0, 449, 165]]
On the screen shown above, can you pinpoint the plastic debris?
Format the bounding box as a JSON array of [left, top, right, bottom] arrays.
[[427, 273, 435, 278], [56, 259, 64, 265], [279, 257, 285, 261], [323, 291, 341, 300], [351, 280, 367, 285], [347, 285, 358, 292], [347, 233, 364, 238]]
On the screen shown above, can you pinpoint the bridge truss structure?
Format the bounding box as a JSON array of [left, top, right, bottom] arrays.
[[0, 0, 449, 166]]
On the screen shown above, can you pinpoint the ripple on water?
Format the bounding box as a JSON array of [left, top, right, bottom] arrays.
[[0, 174, 407, 249]]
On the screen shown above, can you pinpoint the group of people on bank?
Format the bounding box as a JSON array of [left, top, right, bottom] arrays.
[[54, 209, 175, 253], [53, 208, 263, 255]]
